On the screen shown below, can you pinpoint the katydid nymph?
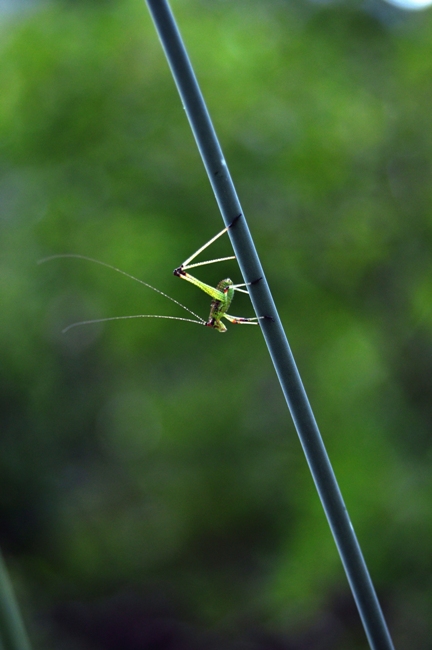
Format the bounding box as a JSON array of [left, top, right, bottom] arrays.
[[40, 220, 267, 334]]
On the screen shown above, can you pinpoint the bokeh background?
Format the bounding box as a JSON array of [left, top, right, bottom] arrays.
[[1, 0, 432, 647]]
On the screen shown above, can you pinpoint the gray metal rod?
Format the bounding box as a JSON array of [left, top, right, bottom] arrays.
[[144, 2, 395, 648]]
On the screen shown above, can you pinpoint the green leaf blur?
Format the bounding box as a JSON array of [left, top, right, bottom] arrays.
[[1, 0, 432, 647]]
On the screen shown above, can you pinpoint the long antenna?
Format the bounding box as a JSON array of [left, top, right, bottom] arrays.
[[144, 2, 395, 649], [62, 314, 204, 334], [38, 254, 204, 323]]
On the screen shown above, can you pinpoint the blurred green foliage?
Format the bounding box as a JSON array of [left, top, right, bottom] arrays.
[[1, 0, 432, 647]]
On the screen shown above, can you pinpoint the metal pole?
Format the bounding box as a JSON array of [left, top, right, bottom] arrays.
[[144, 2, 395, 648]]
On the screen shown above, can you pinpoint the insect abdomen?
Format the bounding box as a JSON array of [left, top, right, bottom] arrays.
[[205, 278, 234, 332], [215, 279, 234, 312]]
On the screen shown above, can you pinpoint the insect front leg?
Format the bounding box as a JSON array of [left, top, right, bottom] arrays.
[[222, 313, 261, 326]]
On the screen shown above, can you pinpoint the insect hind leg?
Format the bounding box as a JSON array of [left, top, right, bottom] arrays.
[[176, 216, 242, 272]]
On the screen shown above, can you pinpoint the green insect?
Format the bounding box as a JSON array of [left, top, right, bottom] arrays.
[[41, 222, 264, 333]]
